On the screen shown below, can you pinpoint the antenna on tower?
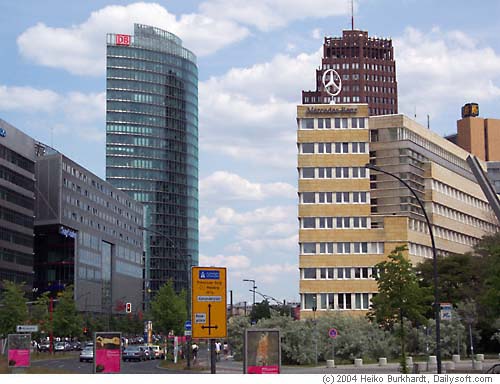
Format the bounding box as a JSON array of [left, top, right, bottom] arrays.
[[351, 0, 354, 30]]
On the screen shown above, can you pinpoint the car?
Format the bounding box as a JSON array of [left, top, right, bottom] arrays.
[[122, 346, 146, 362], [54, 342, 71, 352], [486, 363, 500, 374], [71, 341, 82, 351], [79, 347, 94, 362], [150, 345, 164, 359], [38, 342, 51, 352], [141, 345, 155, 360]]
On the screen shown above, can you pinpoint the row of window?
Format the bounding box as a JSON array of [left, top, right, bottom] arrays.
[[300, 167, 368, 179], [0, 225, 32, 248], [116, 260, 142, 279], [0, 165, 34, 192], [302, 293, 373, 310], [300, 216, 369, 229], [299, 117, 366, 130], [301, 242, 384, 254], [364, 85, 396, 94], [0, 185, 34, 211], [301, 267, 376, 280], [431, 180, 489, 212], [321, 63, 395, 72], [432, 203, 496, 233], [0, 143, 34, 173], [62, 161, 142, 216], [0, 205, 33, 229], [77, 265, 103, 282], [107, 112, 192, 130], [0, 247, 32, 266], [299, 142, 368, 154], [300, 191, 369, 204], [63, 189, 139, 236]]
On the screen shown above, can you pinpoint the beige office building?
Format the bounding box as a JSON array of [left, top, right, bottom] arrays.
[[297, 104, 498, 318]]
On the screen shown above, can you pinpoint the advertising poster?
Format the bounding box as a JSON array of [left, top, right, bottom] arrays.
[[244, 329, 281, 374], [94, 332, 121, 373], [7, 334, 31, 368]]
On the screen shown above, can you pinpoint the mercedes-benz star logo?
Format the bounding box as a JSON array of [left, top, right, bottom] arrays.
[[322, 69, 342, 98]]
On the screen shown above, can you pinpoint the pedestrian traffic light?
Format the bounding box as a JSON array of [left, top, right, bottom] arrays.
[[83, 327, 88, 335], [126, 302, 132, 313]]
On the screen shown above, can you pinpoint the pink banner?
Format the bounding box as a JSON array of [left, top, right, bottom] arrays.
[[247, 365, 280, 374], [8, 349, 30, 368], [95, 349, 121, 373]]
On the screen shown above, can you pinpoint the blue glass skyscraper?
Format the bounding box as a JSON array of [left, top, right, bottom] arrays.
[[106, 24, 198, 294]]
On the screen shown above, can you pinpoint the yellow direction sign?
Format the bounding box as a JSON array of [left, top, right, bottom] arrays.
[[191, 267, 227, 339]]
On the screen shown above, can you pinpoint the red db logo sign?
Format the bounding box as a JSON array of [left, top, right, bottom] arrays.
[[115, 34, 131, 46]]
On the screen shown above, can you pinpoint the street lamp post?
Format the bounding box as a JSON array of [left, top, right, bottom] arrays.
[[312, 295, 318, 366], [365, 163, 441, 373], [243, 279, 257, 308]]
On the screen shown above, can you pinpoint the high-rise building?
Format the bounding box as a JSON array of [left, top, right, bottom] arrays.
[[34, 150, 144, 314], [302, 30, 397, 116], [0, 119, 36, 289], [297, 104, 497, 318], [106, 24, 198, 293]]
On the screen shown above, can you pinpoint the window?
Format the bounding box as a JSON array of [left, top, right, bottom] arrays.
[[318, 143, 332, 153], [301, 168, 315, 178], [318, 118, 331, 129], [336, 167, 349, 178], [319, 192, 333, 203], [302, 243, 316, 254], [301, 119, 314, 129], [301, 143, 314, 153], [318, 168, 332, 178], [304, 294, 316, 310], [302, 192, 315, 203], [335, 142, 349, 154], [303, 268, 316, 279], [336, 192, 349, 203], [319, 242, 334, 254], [302, 218, 315, 228]]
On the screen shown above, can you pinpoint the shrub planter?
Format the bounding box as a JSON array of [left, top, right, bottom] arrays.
[[354, 358, 363, 367], [326, 360, 335, 368], [378, 357, 387, 366]]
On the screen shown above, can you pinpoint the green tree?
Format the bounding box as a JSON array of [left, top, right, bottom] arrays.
[[0, 280, 28, 337], [52, 286, 83, 338], [150, 280, 187, 335], [368, 246, 432, 373], [250, 300, 271, 323]]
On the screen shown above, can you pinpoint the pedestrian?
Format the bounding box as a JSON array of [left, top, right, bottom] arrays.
[[192, 342, 199, 364], [223, 341, 229, 360], [215, 341, 221, 361]]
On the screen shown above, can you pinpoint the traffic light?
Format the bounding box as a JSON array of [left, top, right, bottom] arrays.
[[83, 327, 88, 335], [126, 302, 132, 313]]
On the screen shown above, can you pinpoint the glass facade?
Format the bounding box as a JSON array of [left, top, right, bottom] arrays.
[[106, 24, 198, 293]]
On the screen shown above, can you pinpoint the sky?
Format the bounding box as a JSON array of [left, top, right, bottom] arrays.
[[1, 0, 500, 305]]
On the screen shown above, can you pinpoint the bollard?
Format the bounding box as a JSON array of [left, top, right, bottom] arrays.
[[452, 354, 460, 363], [428, 355, 437, 365], [326, 360, 335, 368], [378, 357, 387, 366], [473, 360, 483, 370], [354, 358, 363, 367], [476, 354, 484, 361], [406, 357, 413, 367]]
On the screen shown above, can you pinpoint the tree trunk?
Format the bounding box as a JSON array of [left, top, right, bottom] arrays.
[[400, 308, 407, 374]]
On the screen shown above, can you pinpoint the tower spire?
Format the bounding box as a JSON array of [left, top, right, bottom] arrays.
[[351, 0, 354, 30]]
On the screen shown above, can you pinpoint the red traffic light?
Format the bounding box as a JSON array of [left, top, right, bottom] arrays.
[[126, 302, 132, 313]]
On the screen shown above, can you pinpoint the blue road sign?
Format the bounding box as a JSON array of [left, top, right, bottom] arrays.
[[328, 328, 338, 339], [199, 270, 220, 280], [185, 320, 192, 330]]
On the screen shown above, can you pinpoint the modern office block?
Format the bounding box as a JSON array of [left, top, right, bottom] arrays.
[[297, 105, 497, 318], [35, 151, 144, 314], [106, 24, 198, 293]]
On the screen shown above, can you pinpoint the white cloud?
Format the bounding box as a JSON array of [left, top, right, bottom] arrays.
[[199, 253, 251, 269], [0, 85, 105, 142], [200, 171, 295, 202], [0, 85, 60, 112], [311, 28, 322, 40], [199, 0, 351, 32], [199, 49, 321, 166], [396, 27, 500, 120], [17, 2, 249, 76]]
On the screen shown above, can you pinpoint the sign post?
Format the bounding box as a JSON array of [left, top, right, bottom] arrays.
[[8, 334, 31, 372], [328, 328, 338, 362], [192, 266, 227, 374], [440, 303, 452, 321], [244, 329, 281, 374], [94, 332, 121, 374]]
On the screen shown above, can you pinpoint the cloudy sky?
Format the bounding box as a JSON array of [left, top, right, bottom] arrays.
[[1, 0, 500, 305]]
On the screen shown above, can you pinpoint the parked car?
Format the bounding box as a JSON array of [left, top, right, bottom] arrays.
[[54, 342, 71, 352], [122, 346, 146, 362], [71, 341, 82, 351], [141, 345, 155, 360], [38, 342, 51, 352], [150, 345, 164, 359], [79, 347, 94, 362]]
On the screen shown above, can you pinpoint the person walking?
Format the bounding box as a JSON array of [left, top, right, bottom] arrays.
[[192, 342, 199, 364], [215, 341, 221, 361]]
